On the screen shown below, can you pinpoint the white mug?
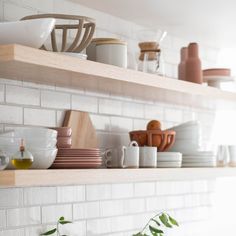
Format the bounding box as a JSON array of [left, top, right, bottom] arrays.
[[121, 141, 139, 168], [105, 141, 139, 168], [139, 146, 157, 168]]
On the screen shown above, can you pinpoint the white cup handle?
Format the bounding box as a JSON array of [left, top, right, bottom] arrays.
[[129, 141, 139, 147], [121, 146, 126, 168]]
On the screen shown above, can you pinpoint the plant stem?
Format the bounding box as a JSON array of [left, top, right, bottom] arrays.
[[140, 212, 163, 234]]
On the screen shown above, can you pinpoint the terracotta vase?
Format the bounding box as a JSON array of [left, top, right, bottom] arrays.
[[178, 47, 188, 81], [185, 43, 202, 84]]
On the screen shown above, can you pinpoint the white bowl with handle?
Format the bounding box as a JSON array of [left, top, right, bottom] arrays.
[[0, 18, 55, 48]]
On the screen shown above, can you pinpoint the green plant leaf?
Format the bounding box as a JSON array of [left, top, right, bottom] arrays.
[[168, 216, 179, 226], [40, 228, 57, 235], [149, 225, 164, 234], [59, 220, 72, 225], [59, 216, 65, 221], [151, 218, 161, 226], [159, 213, 172, 228]]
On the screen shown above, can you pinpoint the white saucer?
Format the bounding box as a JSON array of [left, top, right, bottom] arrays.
[[183, 151, 215, 156], [157, 152, 182, 162], [182, 162, 216, 167], [182, 159, 216, 163], [156, 161, 182, 168], [203, 75, 235, 82]]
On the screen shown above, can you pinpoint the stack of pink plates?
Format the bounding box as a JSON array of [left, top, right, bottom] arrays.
[[50, 148, 102, 169]]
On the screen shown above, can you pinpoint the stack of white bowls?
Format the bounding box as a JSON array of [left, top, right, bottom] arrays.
[[169, 121, 216, 167], [0, 127, 58, 169], [156, 152, 182, 168], [169, 121, 201, 154]]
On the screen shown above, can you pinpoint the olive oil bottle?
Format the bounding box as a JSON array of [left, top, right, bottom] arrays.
[[11, 139, 33, 169]]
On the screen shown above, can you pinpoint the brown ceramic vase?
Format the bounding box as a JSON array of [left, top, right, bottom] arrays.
[[185, 43, 202, 84], [178, 47, 188, 81]]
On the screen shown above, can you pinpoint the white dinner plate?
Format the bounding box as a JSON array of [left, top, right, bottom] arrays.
[[156, 161, 182, 168]]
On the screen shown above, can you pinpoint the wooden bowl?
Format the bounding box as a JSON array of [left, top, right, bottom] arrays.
[[129, 130, 176, 152], [21, 14, 96, 53]]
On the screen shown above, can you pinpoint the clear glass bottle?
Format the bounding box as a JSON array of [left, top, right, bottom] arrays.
[[11, 139, 34, 169]]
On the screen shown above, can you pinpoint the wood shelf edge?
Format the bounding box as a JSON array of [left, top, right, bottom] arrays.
[[0, 168, 236, 187]]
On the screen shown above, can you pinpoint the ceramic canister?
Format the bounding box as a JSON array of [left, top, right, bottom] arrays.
[[185, 43, 202, 84], [95, 40, 127, 68], [178, 47, 188, 81]]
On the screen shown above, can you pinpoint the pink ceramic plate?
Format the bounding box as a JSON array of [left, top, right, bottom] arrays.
[[50, 163, 102, 169]]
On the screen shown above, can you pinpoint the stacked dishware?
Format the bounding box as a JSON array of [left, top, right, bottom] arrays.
[[156, 152, 182, 168], [51, 148, 102, 169], [169, 121, 201, 153], [169, 121, 216, 167], [182, 151, 216, 167], [51, 127, 72, 148], [0, 127, 58, 169]]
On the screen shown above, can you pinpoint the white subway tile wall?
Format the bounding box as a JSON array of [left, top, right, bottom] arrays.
[[0, 0, 223, 236]]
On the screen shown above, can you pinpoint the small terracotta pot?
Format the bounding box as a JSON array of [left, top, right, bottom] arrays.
[[203, 68, 231, 76]]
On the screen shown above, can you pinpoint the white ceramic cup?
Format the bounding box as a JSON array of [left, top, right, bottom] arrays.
[[105, 141, 139, 168], [228, 145, 236, 165], [121, 141, 139, 168], [96, 42, 127, 68], [139, 146, 157, 168], [104, 148, 123, 168]]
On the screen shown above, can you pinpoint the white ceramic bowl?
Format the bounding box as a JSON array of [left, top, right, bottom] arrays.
[[170, 140, 200, 153], [3, 146, 57, 169], [0, 127, 57, 139], [0, 137, 57, 149], [29, 148, 58, 169], [0, 18, 55, 48]]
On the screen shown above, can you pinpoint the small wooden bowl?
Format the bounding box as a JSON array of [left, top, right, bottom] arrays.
[[129, 130, 176, 152]]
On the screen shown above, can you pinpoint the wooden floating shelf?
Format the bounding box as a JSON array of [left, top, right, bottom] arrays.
[[0, 44, 236, 109], [0, 168, 236, 187]]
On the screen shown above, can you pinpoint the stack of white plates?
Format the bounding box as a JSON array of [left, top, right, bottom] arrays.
[[169, 121, 202, 154], [182, 151, 216, 167], [156, 152, 182, 168]]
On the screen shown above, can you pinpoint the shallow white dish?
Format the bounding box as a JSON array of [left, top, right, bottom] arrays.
[[157, 152, 182, 162], [0, 127, 57, 139], [183, 151, 215, 157], [0, 18, 55, 48], [182, 162, 216, 167], [182, 157, 216, 163], [156, 161, 182, 168]]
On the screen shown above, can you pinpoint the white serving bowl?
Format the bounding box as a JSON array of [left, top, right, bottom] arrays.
[[29, 148, 58, 169], [0, 137, 57, 149], [175, 129, 201, 140], [170, 121, 200, 131], [170, 140, 200, 153], [0, 127, 57, 139], [0, 18, 55, 48], [3, 146, 57, 169]]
